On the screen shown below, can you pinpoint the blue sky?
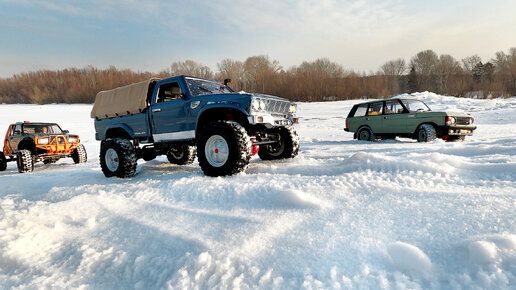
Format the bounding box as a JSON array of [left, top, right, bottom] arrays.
[[1, 0, 515, 77]]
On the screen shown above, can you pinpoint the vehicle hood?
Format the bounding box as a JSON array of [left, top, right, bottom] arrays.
[[202, 92, 290, 102], [415, 111, 473, 118]]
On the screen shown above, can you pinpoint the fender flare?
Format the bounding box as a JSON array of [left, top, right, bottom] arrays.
[[104, 123, 135, 139], [195, 104, 250, 132]]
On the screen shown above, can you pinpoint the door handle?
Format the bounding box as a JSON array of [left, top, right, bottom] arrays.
[[152, 108, 162, 112], [384, 116, 387, 119], [366, 118, 370, 121]]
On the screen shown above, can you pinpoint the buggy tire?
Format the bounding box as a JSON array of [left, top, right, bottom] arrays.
[[0, 152, 7, 171], [258, 126, 299, 160], [100, 138, 137, 178], [416, 124, 436, 142], [357, 126, 375, 141], [72, 144, 87, 164], [17, 149, 34, 173], [197, 121, 251, 177], [167, 145, 196, 165]]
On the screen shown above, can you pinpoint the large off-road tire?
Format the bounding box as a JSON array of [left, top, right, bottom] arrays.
[[258, 126, 299, 160], [17, 149, 34, 173], [100, 138, 137, 178], [166, 145, 196, 165], [357, 126, 375, 141], [0, 152, 7, 171], [446, 135, 465, 142], [72, 144, 87, 164], [416, 124, 436, 142], [197, 121, 251, 177]]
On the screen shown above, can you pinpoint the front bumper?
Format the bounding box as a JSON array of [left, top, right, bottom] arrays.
[[442, 125, 477, 136], [248, 114, 298, 127]]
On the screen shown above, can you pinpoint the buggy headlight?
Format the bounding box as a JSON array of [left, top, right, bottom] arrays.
[[68, 137, 77, 143], [37, 137, 49, 145]]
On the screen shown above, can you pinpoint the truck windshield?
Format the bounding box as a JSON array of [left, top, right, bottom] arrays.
[[401, 100, 431, 112], [186, 78, 233, 96], [22, 124, 62, 134]]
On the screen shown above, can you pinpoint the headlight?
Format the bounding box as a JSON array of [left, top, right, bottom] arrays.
[[445, 116, 456, 126], [68, 137, 77, 143], [37, 137, 49, 145], [252, 99, 261, 111], [259, 100, 266, 111], [289, 104, 297, 113], [470, 118, 474, 124]]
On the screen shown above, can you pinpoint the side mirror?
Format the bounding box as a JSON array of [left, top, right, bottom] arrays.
[[63, 130, 69, 134]]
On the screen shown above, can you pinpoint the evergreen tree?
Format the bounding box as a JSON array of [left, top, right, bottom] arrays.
[[407, 65, 419, 93]]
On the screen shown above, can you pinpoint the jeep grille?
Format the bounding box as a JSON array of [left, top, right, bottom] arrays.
[[455, 117, 471, 125]]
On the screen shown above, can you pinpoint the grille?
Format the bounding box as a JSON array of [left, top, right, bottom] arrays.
[[456, 117, 471, 125], [265, 99, 290, 115]]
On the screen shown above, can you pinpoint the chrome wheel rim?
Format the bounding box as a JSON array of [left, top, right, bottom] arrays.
[[105, 148, 119, 172], [205, 135, 229, 167]]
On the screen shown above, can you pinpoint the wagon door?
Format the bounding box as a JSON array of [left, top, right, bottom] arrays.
[[381, 99, 408, 133]]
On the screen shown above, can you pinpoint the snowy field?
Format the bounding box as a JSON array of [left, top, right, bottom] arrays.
[[0, 92, 515, 289]]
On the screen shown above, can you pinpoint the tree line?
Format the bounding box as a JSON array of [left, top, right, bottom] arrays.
[[1, 48, 515, 104]]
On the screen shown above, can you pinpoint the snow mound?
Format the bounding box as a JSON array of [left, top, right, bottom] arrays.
[[468, 241, 498, 264], [387, 242, 432, 276]]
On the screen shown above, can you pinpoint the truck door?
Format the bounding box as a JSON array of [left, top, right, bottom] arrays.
[[381, 99, 408, 133], [150, 81, 194, 142]]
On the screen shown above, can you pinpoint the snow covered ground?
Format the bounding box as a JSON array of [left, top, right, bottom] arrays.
[[0, 92, 515, 289]]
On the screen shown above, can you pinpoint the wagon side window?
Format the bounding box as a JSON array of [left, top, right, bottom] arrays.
[[367, 102, 383, 116], [384, 100, 405, 114], [353, 104, 368, 117]]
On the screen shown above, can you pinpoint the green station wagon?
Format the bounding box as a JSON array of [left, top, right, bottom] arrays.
[[344, 98, 477, 142]]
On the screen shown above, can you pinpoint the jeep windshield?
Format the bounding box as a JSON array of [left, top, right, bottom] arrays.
[[186, 78, 233, 96], [400, 100, 431, 112], [22, 124, 62, 134]]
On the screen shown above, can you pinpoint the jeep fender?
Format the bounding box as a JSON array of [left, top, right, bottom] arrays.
[[196, 104, 249, 134], [18, 137, 36, 152], [104, 124, 135, 139]]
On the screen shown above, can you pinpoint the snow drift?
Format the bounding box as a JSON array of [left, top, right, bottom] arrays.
[[0, 92, 515, 289]]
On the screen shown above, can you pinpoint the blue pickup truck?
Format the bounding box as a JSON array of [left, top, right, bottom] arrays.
[[90, 75, 299, 177]]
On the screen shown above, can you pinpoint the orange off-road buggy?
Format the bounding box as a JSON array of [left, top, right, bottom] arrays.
[[0, 122, 87, 173]]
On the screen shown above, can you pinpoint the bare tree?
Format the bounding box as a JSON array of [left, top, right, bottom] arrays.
[[167, 60, 213, 79], [380, 58, 406, 95], [411, 50, 439, 91], [243, 55, 282, 92], [436, 54, 461, 93], [380, 58, 406, 76], [217, 59, 244, 90], [462, 55, 482, 73]]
